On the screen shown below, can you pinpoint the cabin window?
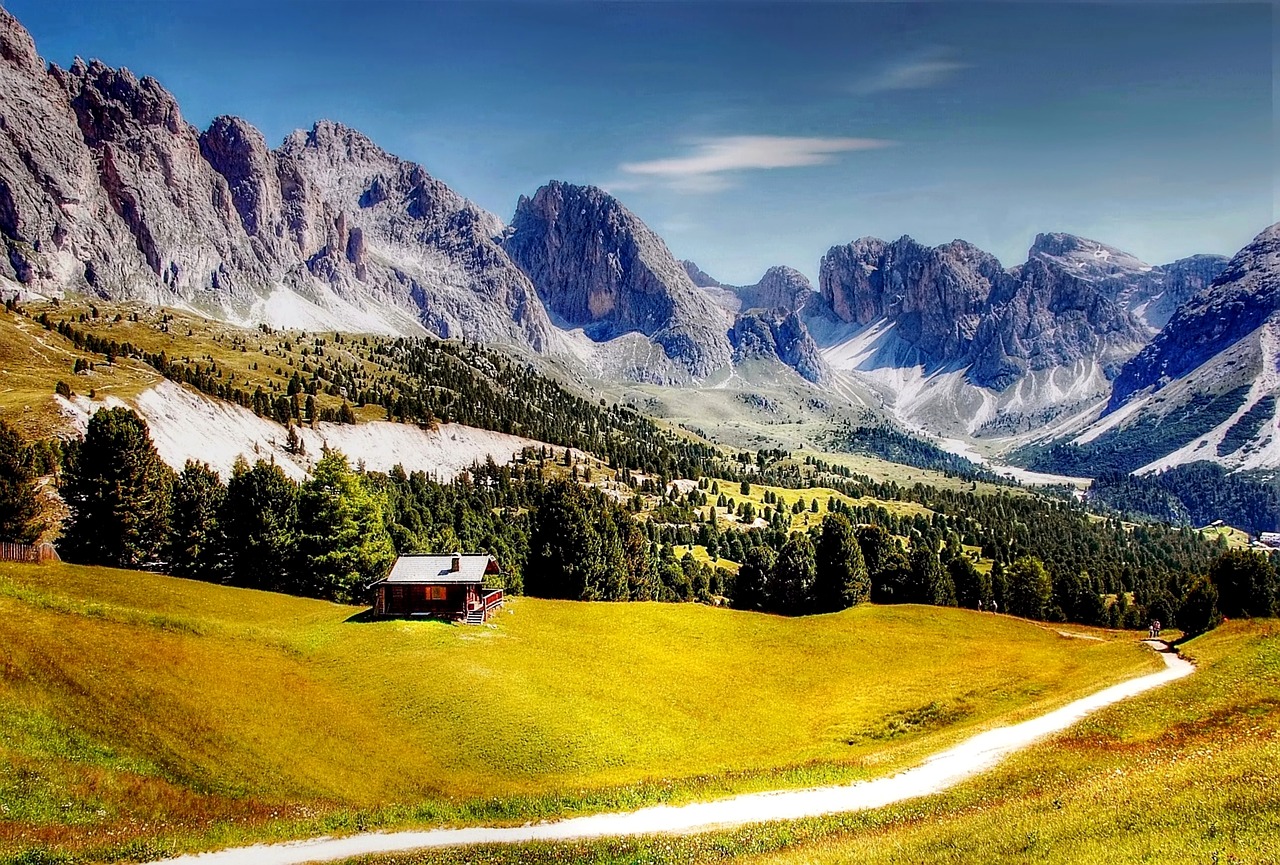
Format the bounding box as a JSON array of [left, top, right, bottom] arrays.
[[391, 587, 405, 601], [431, 586, 447, 601]]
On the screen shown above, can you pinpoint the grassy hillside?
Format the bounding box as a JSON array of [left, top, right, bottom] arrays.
[[0, 306, 160, 439], [0, 562, 1158, 863], [387, 620, 1278, 865]]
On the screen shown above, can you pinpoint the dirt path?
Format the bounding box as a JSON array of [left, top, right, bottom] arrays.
[[153, 641, 1192, 865]]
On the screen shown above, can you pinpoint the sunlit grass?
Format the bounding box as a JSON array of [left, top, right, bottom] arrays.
[[0, 561, 1158, 862], [366, 620, 1278, 865]]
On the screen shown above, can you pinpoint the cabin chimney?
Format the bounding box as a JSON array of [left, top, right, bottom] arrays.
[[451, 553, 462, 572]]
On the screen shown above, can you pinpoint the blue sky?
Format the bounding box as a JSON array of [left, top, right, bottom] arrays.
[[8, 1, 1275, 284]]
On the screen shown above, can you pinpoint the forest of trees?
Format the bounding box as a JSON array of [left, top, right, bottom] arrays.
[[823, 423, 1005, 484], [1020, 385, 1254, 478], [58, 408, 395, 602], [38, 408, 1280, 638], [1088, 463, 1280, 536]]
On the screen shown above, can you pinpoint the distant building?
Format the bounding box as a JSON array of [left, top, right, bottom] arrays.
[[1258, 532, 1280, 549], [370, 554, 504, 623]]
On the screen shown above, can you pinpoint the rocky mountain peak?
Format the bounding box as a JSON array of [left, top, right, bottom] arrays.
[[504, 180, 732, 380], [1028, 232, 1153, 282], [1109, 223, 1280, 410], [199, 115, 278, 239], [58, 58, 186, 143], [681, 259, 725, 288], [0, 6, 40, 73], [743, 265, 814, 312]]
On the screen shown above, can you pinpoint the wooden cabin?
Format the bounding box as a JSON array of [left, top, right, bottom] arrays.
[[370, 553, 505, 623]]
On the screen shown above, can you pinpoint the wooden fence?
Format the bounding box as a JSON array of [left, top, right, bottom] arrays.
[[0, 542, 60, 564]]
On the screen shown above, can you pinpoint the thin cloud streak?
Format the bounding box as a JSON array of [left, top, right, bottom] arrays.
[[620, 135, 893, 179], [857, 49, 970, 93]]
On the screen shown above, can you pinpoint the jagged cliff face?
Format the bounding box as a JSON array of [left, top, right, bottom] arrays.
[[1025, 233, 1228, 330], [1109, 223, 1279, 410], [0, 8, 551, 345], [967, 253, 1151, 389], [503, 181, 733, 380], [819, 236, 995, 365], [816, 231, 1220, 391], [729, 309, 827, 383]]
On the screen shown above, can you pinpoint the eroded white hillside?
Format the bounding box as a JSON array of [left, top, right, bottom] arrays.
[[57, 379, 550, 481]]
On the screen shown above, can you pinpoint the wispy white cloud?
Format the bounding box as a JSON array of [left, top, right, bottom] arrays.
[[617, 135, 892, 193], [856, 48, 970, 94]]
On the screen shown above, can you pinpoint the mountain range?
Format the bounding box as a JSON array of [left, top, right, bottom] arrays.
[[0, 7, 1275, 476]]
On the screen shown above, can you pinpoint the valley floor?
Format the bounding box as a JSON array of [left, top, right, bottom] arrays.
[[0, 562, 1157, 864], [333, 619, 1280, 865], [149, 643, 1191, 865]]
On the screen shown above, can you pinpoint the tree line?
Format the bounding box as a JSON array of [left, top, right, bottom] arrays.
[[6, 407, 1277, 638]]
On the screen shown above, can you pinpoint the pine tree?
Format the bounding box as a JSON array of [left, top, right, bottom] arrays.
[[948, 555, 990, 609], [733, 545, 776, 612], [1179, 575, 1220, 636], [858, 524, 912, 603], [0, 419, 42, 543], [1209, 549, 1279, 618], [214, 457, 298, 591], [774, 534, 817, 614], [813, 513, 869, 612], [907, 543, 954, 606], [60, 408, 172, 568], [296, 451, 396, 601], [526, 481, 607, 600], [166, 460, 224, 578], [1006, 556, 1053, 619]]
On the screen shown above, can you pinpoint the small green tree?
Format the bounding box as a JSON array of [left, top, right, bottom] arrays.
[[0, 419, 42, 543], [1179, 575, 1221, 636], [214, 457, 298, 591], [60, 408, 172, 569], [774, 534, 817, 614], [948, 555, 990, 609], [1006, 556, 1053, 620], [296, 450, 396, 602], [166, 460, 224, 578], [733, 545, 776, 612], [814, 513, 869, 611], [907, 543, 955, 606], [1209, 549, 1278, 618], [857, 524, 912, 603]]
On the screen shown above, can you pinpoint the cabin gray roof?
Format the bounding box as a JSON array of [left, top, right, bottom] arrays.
[[375, 554, 494, 585]]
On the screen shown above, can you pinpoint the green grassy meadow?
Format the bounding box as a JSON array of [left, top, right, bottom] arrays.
[[353, 619, 1279, 865], [0, 561, 1159, 863]]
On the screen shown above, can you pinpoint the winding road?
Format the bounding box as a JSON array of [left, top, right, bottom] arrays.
[[153, 641, 1192, 865]]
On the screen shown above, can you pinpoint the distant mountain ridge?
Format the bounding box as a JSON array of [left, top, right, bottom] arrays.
[[816, 232, 1228, 391], [1, 5, 1273, 474], [0, 10, 552, 345]]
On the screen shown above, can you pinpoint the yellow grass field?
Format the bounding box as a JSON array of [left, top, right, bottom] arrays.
[[377, 620, 1278, 865], [0, 561, 1159, 862]]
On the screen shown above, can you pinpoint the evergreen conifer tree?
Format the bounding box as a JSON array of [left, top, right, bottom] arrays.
[[296, 451, 396, 601], [60, 408, 172, 568], [0, 419, 42, 543], [166, 460, 224, 578], [813, 513, 869, 611], [1006, 556, 1053, 619], [214, 457, 298, 591], [733, 545, 776, 611]]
